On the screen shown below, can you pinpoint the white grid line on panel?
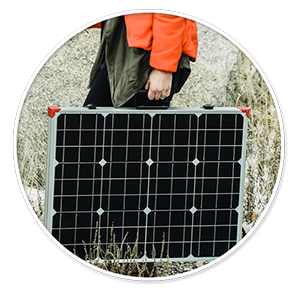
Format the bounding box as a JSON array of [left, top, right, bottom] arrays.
[[167, 114, 176, 256], [137, 113, 146, 253], [97, 113, 107, 252], [143, 113, 154, 255], [198, 114, 207, 256], [228, 113, 238, 251], [56, 144, 242, 150], [87, 114, 98, 253], [58, 113, 67, 243], [53, 224, 238, 230], [61, 240, 237, 248], [180, 114, 189, 257], [56, 158, 240, 165], [189, 113, 198, 257], [73, 114, 83, 251], [56, 128, 243, 132], [54, 174, 240, 180], [51, 208, 238, 214], [152, 114, 161, 253], [106, 114, 114, 248], [119, 114, 129, 251], [52, 191, 240, 197], [60, 239, 238, 246], [212, 114, 223, 256]]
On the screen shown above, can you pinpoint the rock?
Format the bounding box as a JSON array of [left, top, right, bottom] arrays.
[[171, 22, 240, 108]]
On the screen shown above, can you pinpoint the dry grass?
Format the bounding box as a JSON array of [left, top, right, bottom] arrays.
[[229, 53, 281, 231], [77, 223, 171, 277]]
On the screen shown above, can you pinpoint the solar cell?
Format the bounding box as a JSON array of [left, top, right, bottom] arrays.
[[45, 107, 248, 262]]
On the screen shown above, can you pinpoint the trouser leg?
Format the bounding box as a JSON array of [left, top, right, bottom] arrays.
[[83, 63, 112, 107]]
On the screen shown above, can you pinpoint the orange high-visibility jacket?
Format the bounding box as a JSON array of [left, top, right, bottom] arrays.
[[88, 13, 198, 72]]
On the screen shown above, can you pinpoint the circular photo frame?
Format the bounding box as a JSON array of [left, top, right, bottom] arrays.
[[14, 9, 284, 281]]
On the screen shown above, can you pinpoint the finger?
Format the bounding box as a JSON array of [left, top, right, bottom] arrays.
[[155, 92, 161, 100], [145, 79, 150, 90], [160, 90, 168, 99], [166, 88, 171, 97], [148, 88, 155, 100]]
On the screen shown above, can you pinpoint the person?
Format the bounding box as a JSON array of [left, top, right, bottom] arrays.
[[83, 13, 198, 108]]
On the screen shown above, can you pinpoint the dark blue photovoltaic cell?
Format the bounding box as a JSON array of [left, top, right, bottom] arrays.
[[49, 111, 245, 260]]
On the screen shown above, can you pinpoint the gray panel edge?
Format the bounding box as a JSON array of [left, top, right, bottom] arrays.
[[236, 112, 248, 242], [44, 114, 59, 232], [55, 106, 242, 115]]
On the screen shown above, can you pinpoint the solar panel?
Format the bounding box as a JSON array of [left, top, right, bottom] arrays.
[[45, 106, 249, 262]]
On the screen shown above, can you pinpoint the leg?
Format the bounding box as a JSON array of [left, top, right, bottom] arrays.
[[83, 62, 113, 107]]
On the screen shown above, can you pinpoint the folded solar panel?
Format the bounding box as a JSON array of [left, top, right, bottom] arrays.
[[44, 105, 249, 262]]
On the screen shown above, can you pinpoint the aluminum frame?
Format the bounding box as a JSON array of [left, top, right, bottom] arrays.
[[45, 106, 248, 262]]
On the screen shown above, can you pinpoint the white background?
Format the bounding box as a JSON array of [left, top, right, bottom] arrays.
[[0, 0, 300, 290]]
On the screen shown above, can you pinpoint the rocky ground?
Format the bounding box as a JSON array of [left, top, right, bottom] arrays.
[[156, 260, 210, 276]]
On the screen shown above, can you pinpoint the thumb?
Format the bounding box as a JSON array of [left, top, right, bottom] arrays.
[[145, 79, 150, 90]]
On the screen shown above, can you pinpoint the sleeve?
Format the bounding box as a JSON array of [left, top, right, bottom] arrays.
[[125, 13, 154, 50], [182, 19, 198, 62], [150, 14, 186, 72], [86, 22, 102, 29]]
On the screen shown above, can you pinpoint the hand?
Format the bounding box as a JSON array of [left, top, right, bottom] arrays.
[[145, 69, 172, 100]]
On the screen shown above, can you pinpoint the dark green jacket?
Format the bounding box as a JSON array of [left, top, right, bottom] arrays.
[[89, 16, 191, 108]]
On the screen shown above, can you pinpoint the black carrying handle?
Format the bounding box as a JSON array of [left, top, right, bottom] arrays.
[[134, 90, 170, 110]]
